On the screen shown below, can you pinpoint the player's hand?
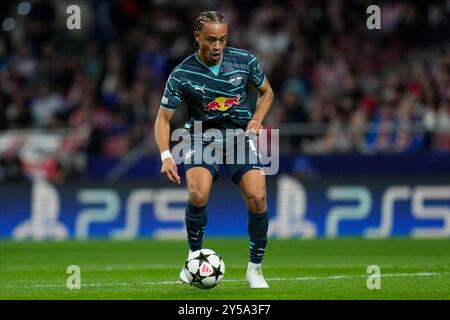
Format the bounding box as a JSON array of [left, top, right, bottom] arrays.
[[161, 158, 181, 184], [245, 119, 263, 136]]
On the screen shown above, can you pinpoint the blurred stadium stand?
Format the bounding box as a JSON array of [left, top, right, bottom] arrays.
[[1, 0, 450, 182]]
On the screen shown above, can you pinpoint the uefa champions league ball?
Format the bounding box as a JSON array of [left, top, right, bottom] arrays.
[[183, 249, 225, 289]]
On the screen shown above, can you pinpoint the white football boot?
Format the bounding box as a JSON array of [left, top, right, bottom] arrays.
[[179, 266, 189, 284], [179, 249, 193, 284], [246, 262, 269, 288]]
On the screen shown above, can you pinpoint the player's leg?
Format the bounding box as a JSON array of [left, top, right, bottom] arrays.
[[239, 169, 270, 288], [179, 166, 215, 283], [185, 166, 214, 251], [225, 132, 269, 288]]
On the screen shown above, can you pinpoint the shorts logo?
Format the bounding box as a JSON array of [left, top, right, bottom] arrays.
[[229, 75, 243, 86], [205, 95, 240, 112]]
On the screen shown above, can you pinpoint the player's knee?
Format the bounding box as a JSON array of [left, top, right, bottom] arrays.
[[189, 190, 209, 207], [246, 191, 267, 213]]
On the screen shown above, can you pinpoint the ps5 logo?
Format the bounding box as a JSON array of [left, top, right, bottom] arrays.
[[269, 176, 450, 239]]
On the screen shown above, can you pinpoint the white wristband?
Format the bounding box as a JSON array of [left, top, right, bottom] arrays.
[[161, 150, 173, 162]]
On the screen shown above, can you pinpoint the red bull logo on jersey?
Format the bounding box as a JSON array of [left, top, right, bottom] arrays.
[[205, 96, 240, 111]]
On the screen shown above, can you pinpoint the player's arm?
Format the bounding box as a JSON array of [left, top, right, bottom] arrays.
[[154, 108, 181, 184], [246, 78, 274, 135]]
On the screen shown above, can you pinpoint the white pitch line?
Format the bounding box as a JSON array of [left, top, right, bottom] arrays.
[[4, 263, 449, 272], [19, 271, 446, 288]]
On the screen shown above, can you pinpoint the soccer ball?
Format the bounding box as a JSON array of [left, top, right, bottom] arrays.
[[184, 248, 225, 289]]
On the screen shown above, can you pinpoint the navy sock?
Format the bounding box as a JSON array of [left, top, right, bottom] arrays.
[[248, 210, 268, 264], [185, 202, 208, 251]]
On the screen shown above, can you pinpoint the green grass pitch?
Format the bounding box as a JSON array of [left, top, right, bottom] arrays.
[[1, 238, 449, 300]]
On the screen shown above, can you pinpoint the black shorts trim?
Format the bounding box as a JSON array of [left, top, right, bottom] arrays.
[[184, 163, 219, 181], [231, 164, 264, 186]]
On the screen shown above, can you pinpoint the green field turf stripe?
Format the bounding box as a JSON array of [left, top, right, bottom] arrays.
[[1, 271, 443, 289]]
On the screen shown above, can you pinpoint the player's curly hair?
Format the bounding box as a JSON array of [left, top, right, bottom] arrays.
[[194, 11, 228, 31]]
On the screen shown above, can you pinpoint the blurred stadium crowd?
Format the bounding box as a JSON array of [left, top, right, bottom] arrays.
[[0, 0, 449, 181]]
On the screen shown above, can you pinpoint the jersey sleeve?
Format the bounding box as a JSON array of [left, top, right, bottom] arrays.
[[247, 53, 266, 88], [160, 75, 183, 111]]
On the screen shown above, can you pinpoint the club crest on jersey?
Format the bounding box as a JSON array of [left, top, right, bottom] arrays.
[[228, 75, 243, 86], [205, 95, 240, 111]]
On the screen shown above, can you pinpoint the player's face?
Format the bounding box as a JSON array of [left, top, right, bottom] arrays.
[[195, 22, 228, 66]]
